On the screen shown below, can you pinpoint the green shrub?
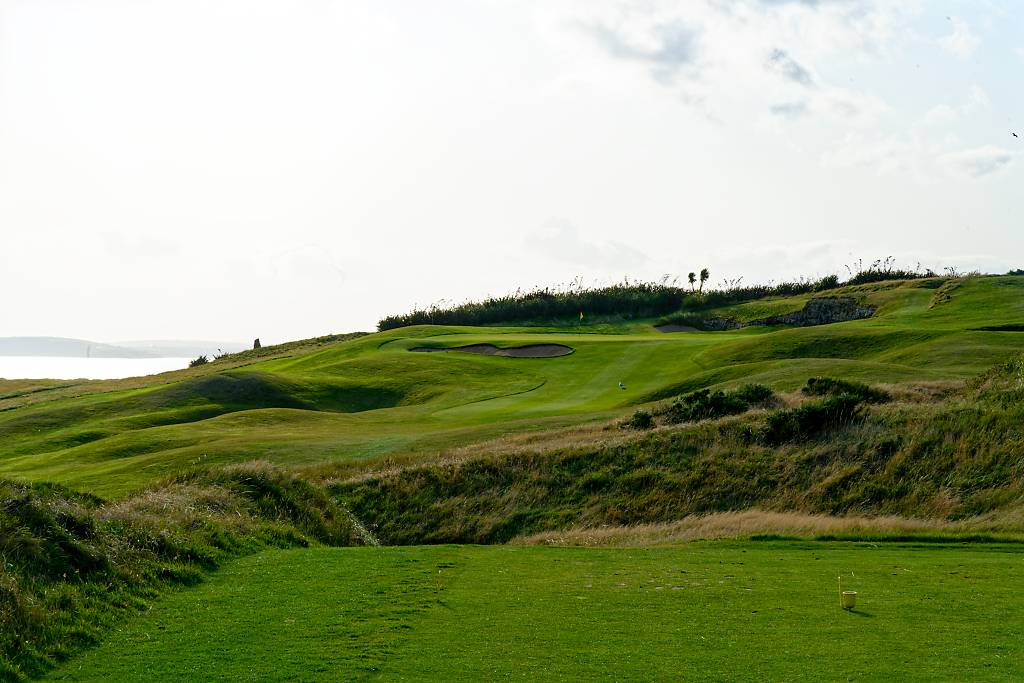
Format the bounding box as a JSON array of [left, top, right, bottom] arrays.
[[656, 313, 712, 330], [624, 410, 654, 430], [802, 377, 889, 403], [731, 384, 776, 405], [674, 274, 843, 313], [189, 355, 210, 367], [662, 384, 774, 424], [378, 281, 687, 330], [844, 257, 934, 285], [762, 395, 865, 445]]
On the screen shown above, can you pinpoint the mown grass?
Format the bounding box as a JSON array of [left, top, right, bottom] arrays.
[[47, 542, 1024, 681], [0, 463, 358, 682]]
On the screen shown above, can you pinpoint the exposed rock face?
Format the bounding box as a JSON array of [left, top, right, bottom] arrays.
[[698, 318, 743, 331], [253, 338, 261, 349], [698, 297, 876, 330], [752, 297, 876, 327]]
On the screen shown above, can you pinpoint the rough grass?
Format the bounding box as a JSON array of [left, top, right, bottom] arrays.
[[514, 510, 1024, 546], [332, 362, 1024, 544], [655, 383, 775, 424], [0, 463, 358, 682], [377, 281, 687, 330]]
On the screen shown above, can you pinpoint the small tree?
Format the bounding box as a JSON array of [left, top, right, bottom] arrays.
[[189, 355, 209, 367], [699, 268, 710, 294], [687, 272, 696, 292]]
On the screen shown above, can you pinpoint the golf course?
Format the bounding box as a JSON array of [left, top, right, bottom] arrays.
[[4, 273, 1024, 680]]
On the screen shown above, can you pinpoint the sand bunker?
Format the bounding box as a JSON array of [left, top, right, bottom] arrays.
[[411, 343, 573, 358], [655, 324, 700, 333]]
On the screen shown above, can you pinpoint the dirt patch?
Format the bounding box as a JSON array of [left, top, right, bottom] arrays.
[[410, 344, 573, 358], [655, 324, 700, 333]]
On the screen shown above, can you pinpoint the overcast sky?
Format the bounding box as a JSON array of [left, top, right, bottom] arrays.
[[1, 0, 1021, 343]]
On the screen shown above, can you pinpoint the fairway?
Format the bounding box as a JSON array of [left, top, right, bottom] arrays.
[[48, 543, 1024, 681]]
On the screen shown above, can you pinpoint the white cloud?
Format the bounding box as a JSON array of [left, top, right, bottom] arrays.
[[822, 134, 916, 176], [922, 85, 989, 126], [823, 84, 1002, 179], [543, 0, 913, 123], [707, 239, 860, 285], [939, 17, 979, 58], [527, 220, 649, 270], [923, 104, 959, 126], [939, 145, 1013, 179], [824, 129, 1012, 182]]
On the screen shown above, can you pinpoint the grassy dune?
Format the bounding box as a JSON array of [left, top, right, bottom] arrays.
[[3, 276, 1024, 497], [0, 464, 357, 681]]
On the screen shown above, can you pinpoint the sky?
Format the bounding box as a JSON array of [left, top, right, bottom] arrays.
[[1, 0, 1021, 343]]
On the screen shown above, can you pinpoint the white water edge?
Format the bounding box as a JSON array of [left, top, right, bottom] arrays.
[[0, 357, 193, 380]]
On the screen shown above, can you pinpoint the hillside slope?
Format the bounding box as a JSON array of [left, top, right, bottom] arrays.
[[2, 276, 1024, 497]]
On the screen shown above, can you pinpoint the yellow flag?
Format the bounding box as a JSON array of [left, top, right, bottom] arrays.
[[579, 311, 584, 321]]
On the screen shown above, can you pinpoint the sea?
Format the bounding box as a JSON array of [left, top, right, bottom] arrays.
[[0, 357, 193, 381]]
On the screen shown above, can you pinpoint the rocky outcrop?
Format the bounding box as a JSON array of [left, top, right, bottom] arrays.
[[751, 297, 876, 327], [690, 297, 875, 331]]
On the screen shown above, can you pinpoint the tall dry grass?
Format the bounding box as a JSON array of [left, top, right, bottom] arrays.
[[513, 509, 1024, 546]]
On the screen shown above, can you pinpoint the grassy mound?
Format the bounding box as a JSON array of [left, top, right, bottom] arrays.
[[0, 463, 358, 682], [657, 384, 775, 424], [332, 364, 1024, 544]]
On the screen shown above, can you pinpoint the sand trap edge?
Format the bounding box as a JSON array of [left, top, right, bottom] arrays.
[[410, 343, 574, 358], [655, 324, 700, 333]]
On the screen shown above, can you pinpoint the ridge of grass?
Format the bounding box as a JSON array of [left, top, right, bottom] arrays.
[[0, 463, 359, 682], [332, 363, 1024, 545]]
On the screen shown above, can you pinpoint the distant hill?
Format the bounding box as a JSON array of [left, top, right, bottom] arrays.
[[0, 337, 250, 358], [0, 337, 158, 358]]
